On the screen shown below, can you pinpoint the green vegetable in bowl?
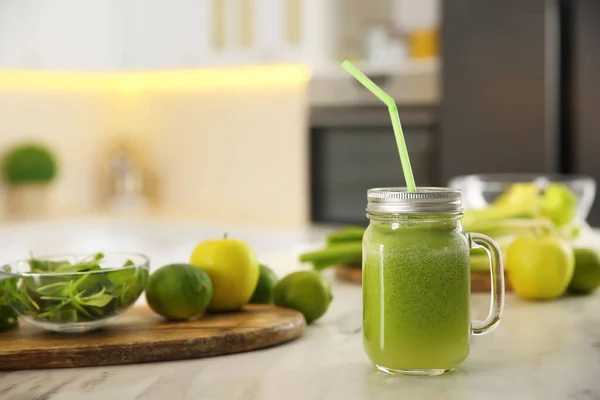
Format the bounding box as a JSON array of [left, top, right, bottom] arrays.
[[3, 253, 148, 325], [0, 282, 18, 331], [541, 183, 578, 227], [462, 182, 579, 232], [0, 305, 18, 331]]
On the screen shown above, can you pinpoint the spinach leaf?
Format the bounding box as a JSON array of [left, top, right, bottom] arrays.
[[0, 305, 19, 331], [0, 280, 18, 331]]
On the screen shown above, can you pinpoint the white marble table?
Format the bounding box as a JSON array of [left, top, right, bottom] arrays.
[[1, 218, 600, 400]]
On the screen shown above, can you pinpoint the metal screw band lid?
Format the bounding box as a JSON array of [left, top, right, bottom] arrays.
[[367, 187, 463, 214]]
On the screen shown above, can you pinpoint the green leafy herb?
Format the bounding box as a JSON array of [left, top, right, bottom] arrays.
[[0, 280, 19, 331], [5, 254, 148, 325], [0, 305, 19, 331]]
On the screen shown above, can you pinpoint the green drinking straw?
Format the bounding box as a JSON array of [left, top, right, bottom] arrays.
[[341, 60, 417, 192]]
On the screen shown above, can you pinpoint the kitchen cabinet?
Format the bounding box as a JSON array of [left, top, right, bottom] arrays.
[[33, 0, 123, 70], [122, 0, 209, 70], [0, 0, 122, 70], [122, 0, 333, 69], [0, 0, 39, 68], [0, 0, 334, 71]]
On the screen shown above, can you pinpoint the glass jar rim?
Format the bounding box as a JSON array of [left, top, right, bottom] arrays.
[[367, 187, 462, 214]]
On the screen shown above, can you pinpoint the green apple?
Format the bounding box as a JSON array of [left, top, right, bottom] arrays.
[[507, 234, 574, 300], [541, 183, 578, 227], [190, 237, 259, 312], [494, 183, 541, 209]]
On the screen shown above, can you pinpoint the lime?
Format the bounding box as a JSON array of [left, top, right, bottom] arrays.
[[250, 264, 278, 304], [568, 247, 600, 294], [506, 234, 574, 300], [190, 237, 259, 312], [274, 270, 332, 323], [145, 264, 213, 321]]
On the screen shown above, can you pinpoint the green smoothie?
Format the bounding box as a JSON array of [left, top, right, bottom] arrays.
[[363, 217, 471, 372]]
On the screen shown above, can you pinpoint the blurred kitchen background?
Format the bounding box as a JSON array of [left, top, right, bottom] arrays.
[[0, 0, 599, 228]]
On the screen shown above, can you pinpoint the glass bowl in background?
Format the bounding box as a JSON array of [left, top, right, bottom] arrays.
[[448, 174, 596, 221], [0, 252, 149, 333]]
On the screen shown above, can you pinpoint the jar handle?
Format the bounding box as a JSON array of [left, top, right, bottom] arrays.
[[469, 232, 505, 336]]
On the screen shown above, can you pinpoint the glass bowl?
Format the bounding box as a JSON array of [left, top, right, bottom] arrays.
[[448, 173, 596, 221], [0, 252, 149, 333]]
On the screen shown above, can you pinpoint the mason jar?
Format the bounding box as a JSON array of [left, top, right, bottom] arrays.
[[362, 187, 505, 376]]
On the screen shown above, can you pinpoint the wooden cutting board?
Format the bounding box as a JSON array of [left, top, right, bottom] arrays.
[[0, 304, 305, 370], [335, 266, 513, 292], [335, 265, 362, 284]]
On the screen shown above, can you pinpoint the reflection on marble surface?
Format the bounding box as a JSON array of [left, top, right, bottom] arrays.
[[0, 219, 599, 399]]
